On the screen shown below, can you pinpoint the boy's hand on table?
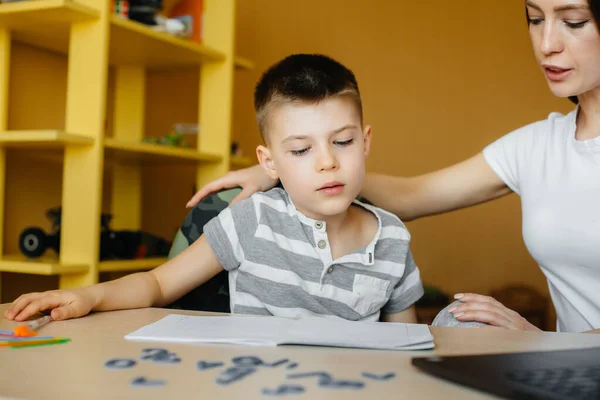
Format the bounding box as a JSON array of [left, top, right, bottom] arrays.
[[449, 293, 541, 332], [3, 288, 96, 322]]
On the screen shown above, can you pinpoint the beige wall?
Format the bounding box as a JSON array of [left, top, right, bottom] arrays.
[[3, 1, 574, 329], [231, 1, 574, 328]]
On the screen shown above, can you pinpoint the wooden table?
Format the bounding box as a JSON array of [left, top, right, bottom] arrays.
[[2, 304, 600, 400]]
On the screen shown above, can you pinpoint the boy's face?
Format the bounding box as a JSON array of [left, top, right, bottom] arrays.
[[256, 96, 371, 221]]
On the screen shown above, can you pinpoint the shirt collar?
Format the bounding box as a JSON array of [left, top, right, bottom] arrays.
[[282, 191, 382, 265]]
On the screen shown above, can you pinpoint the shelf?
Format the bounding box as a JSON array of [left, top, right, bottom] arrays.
[[0, 255, 88, 275], [230, 155, 255, 169], [110, 16, 225, 69], [98, 257, 167, 272], [0, 130, 93, 148], [104, 138, 222, 163], [0, 255, 166, 274], [0, 0, 100, 56], [234, 56, 254, 71]]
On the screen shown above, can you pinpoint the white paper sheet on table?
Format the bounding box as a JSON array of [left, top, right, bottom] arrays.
[[125, 314, 435, 350]]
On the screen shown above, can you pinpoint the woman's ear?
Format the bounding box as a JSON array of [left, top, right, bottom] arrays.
[[256, 145, 278, 180]]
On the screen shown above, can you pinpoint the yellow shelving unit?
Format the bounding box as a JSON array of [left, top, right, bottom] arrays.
[[0, 0, 99, 56], [0, 0, 251, 298], [0, 130, 94, 148], [234, 56, 254, 71], [104, 138, 222, 163], [0, 0, 97, 20], [0, 1, 247, 69], [0, 255, 88, 275], [230, 155, 255, 169], [98, 257, 167, 273], [109, 16, 225, 68]]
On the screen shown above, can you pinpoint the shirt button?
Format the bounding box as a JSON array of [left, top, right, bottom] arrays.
[[315, 221, 323, 229], [317, 240, 327, 249], [327, 267, 334, 274]]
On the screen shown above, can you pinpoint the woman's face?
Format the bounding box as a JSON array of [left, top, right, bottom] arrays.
[[527, 0, 600, 98]]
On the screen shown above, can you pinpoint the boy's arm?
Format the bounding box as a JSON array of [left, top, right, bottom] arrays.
[[377, 229, 424, 324], [381, 305, 417, 323], [5, 235, 223, 321], [94, 234, 223, 311]]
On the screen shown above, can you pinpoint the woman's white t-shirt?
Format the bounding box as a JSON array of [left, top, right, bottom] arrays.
[[482, 106, 600, 332]]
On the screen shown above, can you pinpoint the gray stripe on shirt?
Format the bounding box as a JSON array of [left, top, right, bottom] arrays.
[[382, 283, 424, 314], [233, 305, 273, 316], [203, 216, 240, 271], [374, 238, 409, 262], [244, 240, 324, 283], [258, 202, 314, 245], [235, 272, 365, 320], [395, 250, 417, 287], [376, 208, 409, 230], [230, 197, 259, 250]]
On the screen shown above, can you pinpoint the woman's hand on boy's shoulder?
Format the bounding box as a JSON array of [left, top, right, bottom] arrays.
[[186, 165, 278, 209], [449, 293, 541, 332], [3, 288, 96, 322]]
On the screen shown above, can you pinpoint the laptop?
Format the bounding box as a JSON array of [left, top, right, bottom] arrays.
[[411, 347, 600, 400]]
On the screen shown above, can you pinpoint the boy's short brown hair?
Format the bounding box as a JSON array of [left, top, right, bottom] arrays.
[[254, 54, 363, 143]]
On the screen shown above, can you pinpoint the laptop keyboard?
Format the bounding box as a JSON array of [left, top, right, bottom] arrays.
[[506, 366, 600, 400]]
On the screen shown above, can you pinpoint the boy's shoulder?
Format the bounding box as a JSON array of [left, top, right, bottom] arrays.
[[254, 186, 290, 202], [355, 199, 409, 231], [353, 200, 412, 246], [230, 187, 295, 222], [228, 187, 290, 209], [243, 187, 292, 209]]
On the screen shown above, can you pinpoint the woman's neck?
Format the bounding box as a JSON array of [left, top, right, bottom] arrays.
[[575, 88, 600, 141]]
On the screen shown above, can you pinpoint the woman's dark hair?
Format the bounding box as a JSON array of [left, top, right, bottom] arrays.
[[527, 0, 600, 104], [591, 0, 600, 29], [575, 0, 600, 103]]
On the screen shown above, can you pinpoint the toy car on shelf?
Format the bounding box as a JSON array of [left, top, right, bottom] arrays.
[[19, 207, 172, 260]]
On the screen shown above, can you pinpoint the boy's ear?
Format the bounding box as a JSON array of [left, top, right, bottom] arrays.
[[363, 125, 372, 157], [256, 145, 279, 180]]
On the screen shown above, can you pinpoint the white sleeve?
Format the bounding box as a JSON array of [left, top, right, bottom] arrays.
[[481, 120, 544, 196]]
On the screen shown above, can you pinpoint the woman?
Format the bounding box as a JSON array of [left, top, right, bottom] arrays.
[[187, 0, 600, 333]]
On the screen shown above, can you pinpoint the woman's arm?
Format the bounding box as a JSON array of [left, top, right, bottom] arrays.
[[361, 153, 511, 221], [187, 153, 511, 221]]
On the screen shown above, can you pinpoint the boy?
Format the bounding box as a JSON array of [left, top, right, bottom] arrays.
[[4, 54, 423, 324]]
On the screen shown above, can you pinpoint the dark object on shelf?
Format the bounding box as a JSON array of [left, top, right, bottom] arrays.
[[128, 0, 163, 25], [18, 207, 171, 260], [19, 207, 72, 258], [102, 230, 172, 260], [19, 227, 55, 258], [231, 142, 240, 156]]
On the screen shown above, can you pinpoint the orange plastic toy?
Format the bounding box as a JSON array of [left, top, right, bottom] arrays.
[[13, 315, 53, 337]]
